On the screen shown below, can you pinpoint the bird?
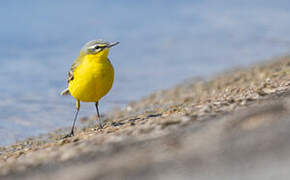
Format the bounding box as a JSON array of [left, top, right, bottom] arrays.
[[61, 40, 119, 137]]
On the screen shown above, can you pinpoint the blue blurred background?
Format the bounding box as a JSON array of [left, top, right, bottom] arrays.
[[0, 0, 290, 145]]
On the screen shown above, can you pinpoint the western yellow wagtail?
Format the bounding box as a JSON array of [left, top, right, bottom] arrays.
[[61, 40, 119, 137]]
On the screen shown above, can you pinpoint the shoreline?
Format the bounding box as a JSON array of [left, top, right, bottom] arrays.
[[0, 56, 289, 179]]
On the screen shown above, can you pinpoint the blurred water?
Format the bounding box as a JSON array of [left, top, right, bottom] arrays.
[[0, 0, 290, 145]]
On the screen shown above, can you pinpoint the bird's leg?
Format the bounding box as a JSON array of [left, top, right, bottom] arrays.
[[95, 102, 103, 129], [63, 100, 80, 138]]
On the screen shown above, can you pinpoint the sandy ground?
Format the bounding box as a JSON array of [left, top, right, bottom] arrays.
[[0, 56, 289, 180]]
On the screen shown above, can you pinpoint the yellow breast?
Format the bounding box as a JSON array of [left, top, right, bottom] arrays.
[[68, 54, 114, 102]]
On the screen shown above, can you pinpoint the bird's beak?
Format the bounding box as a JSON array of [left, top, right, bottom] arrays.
[[107, 42, 120, 48]]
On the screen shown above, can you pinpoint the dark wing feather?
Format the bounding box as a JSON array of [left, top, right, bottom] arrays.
[[67, 52, 85, 83]]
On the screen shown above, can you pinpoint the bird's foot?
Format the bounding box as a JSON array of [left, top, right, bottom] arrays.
[[98, 124, 103, 130], [95, 123, 103, 131], [62, 131, 74, 139]]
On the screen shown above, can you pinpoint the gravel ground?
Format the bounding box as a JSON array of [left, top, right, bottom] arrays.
[[0, 56, 289, 180]]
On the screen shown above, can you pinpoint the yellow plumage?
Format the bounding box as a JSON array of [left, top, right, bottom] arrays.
[[68, 50, 114, 102], [61, 40, 119, 137]]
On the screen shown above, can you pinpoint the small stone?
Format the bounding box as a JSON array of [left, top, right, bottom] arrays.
[[147, 113, 162, 118], [160, 119, 181, 128], [111, 121, 125, 127], [59, 139, 70, 145], [240, 100, 247, 106], [262, 88, 276, 94], [200, 105, 211, 113], [72, 138, 80, 142], [257, 89, 267, 96], [126, 106, 133, 111], [128, 118, 140, 122]]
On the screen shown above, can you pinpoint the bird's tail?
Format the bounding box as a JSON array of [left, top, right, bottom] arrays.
[[60, 88, 71, 96]]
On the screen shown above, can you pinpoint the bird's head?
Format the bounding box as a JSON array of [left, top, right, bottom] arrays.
[[81, 40, 119, 57]]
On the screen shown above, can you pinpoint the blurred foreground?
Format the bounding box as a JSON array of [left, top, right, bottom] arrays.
[[0, 57, 289, 179]]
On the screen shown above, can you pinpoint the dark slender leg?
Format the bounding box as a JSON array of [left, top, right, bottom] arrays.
[[95, 102, 103, 129], [63, 100, 80, 138]]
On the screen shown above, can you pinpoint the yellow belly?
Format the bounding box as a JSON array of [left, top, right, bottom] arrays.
[[68, 55, 114, 102]]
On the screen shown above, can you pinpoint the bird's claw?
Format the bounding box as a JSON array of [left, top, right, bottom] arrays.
[[98, 124, 103, 130], [62, 131, 74, 139]]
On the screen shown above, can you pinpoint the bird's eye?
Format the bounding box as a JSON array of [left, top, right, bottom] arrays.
[[95, 46, 100, 49]]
